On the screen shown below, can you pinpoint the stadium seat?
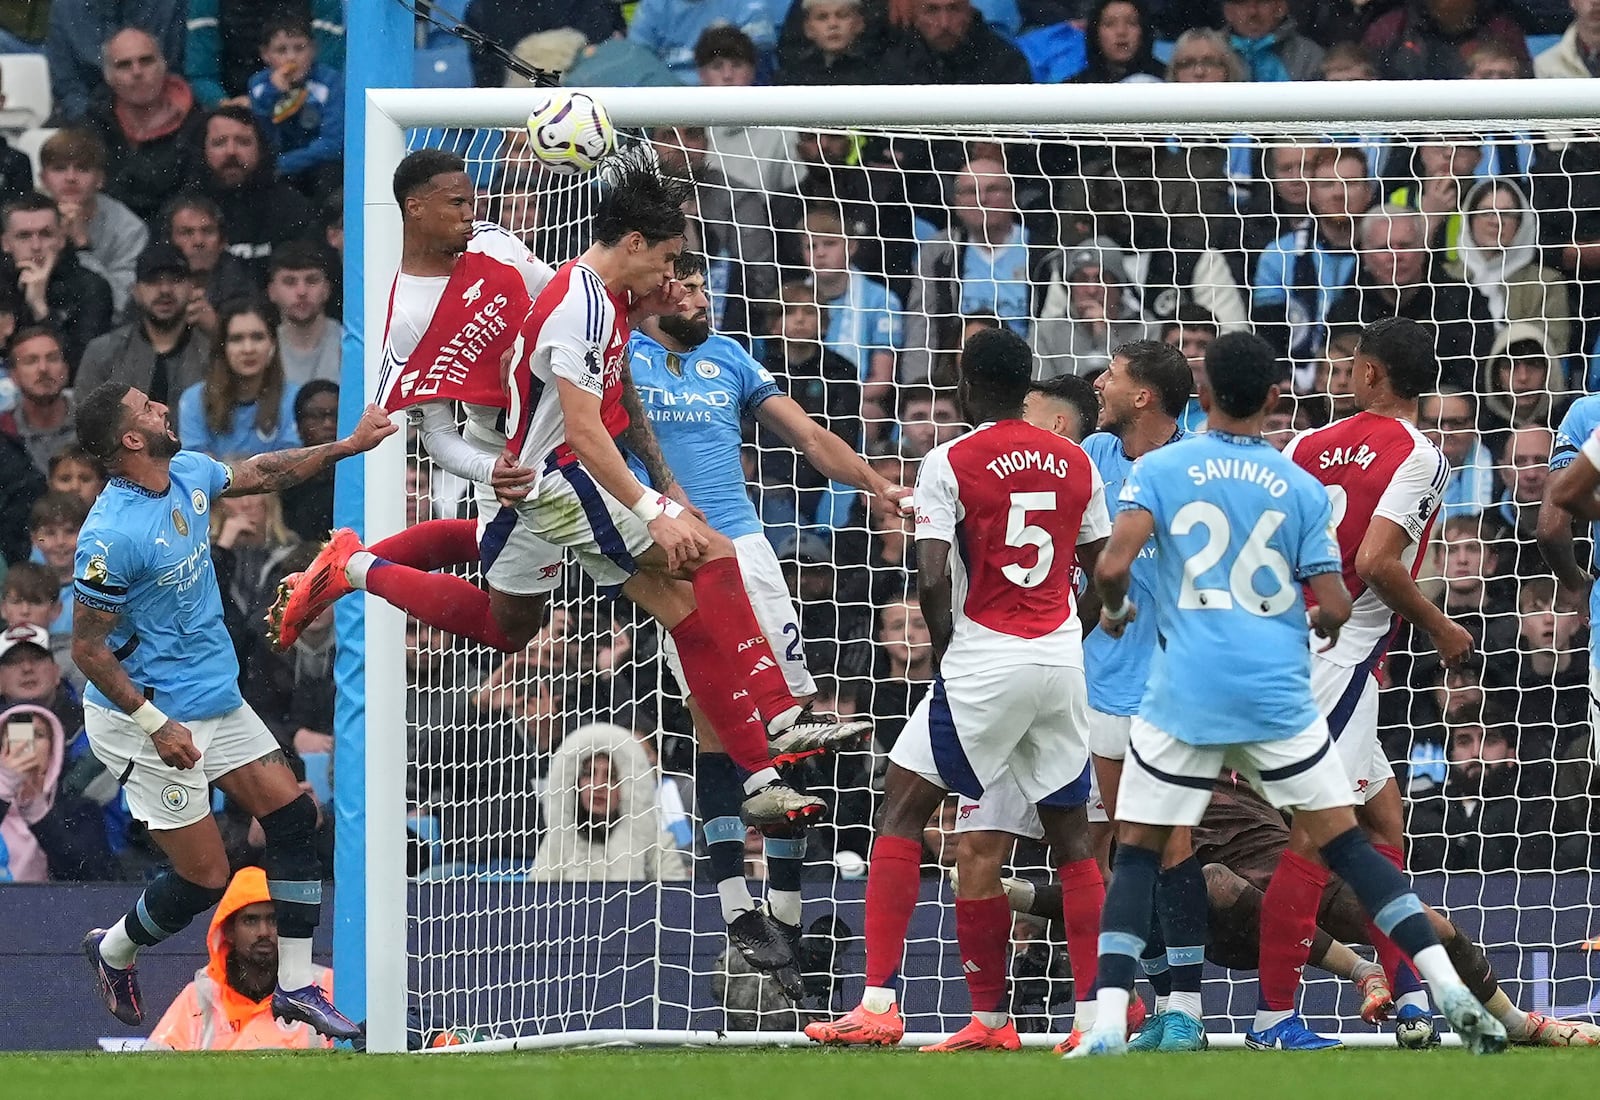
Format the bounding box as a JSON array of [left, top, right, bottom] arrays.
[[415, 43, 472, 89], [0, 53, 51, 133], [10, 126, 55, 185]]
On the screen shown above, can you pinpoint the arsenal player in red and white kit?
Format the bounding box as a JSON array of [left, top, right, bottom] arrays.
[[1255, 316, 1472, 1041], [808, 328, 1110, 1052], [502, 149, 864, 828], [273, 149, 573, 653]]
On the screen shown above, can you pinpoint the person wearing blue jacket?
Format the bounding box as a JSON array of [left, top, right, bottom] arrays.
[[629, 0, 778, 83], [247, 14, 344, 195]]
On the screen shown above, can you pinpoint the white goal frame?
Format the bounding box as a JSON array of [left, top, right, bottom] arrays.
[[361, 79, 1600, 1055]]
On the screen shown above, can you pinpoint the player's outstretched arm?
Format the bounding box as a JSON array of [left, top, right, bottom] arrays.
[[72, 603, 201, 769], [223, 404, 399, 497], [916, 540, 954, 675], [755, 396, 909, 513], [1354, 517, 1472, 666], [1093, 508, 1154, 638], [1548, 439, 1600, 521]]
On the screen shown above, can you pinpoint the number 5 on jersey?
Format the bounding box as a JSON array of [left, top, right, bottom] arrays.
[[1003, 491, 1056, 589]]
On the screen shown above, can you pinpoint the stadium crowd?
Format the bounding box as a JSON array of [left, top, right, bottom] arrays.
[[1, 0, 1600, 898]]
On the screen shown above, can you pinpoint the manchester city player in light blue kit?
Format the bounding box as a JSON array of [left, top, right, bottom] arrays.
[[627, 251, 907, 992], [1541, 392, 1600, 731], [1072, 331, 1506, 1058], [72, 381, 396, 1039]]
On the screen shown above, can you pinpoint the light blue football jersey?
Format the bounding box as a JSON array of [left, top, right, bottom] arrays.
[[1081, 429, 1180, 716], [1122, 431, 1341, 746], [625, 331, 781, 540], [1551, 394, 1600, 665], [73, 451, 244, 721]]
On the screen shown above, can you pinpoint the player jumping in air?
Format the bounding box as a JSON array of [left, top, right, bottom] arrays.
[[628, 250, 900, 991], [1071, 331, 1505, 1058], [805, 327, 1110, 1051], [271, 148, 576, 653], [73, 381, 397, 1039], [1257, 316, 1464, 1049], [1013, 775, 1598, 1045], [501, 147, 858, 828]]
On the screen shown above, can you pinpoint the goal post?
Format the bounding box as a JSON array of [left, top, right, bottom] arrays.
[[359, 80, 1600, 1055]]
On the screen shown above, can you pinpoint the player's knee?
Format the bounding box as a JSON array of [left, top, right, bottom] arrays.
[[700, 529, 736, 561], [955, 835, 1007, 897], [259, 793, 320, 854], [489, 591, 548, 649]]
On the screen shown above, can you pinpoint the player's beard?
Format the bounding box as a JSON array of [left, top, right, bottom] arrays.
[[657, 312, 710, 348], [143, 424, 181, 460]]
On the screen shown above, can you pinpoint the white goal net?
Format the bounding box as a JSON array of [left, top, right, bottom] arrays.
[[361, 83, 1600, 1052]]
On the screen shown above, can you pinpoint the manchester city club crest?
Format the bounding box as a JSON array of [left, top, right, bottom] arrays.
[[694, 360, 720, 379], [160, 784, 189, 811], [172, 508, 189, 537], [191, 488, 208, 515]]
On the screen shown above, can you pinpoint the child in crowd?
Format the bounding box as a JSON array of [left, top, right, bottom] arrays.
[[248, 14, 345, 196], [1, 560, 78, 687], [46, 446, 105, 507], [27, 491, 86, 635]]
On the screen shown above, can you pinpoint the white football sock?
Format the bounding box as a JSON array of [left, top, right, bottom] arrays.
[[1073, 1000, 1098, 1034], [278, 936, 314, 990], [767, 889, 802, 928], [717, 878, 755, 924], [743, 768, 780, 793], [861, 986, 896, 1014], [1485, 990, 1531, 1039], [1397, 990, 1431, 1012], [1408, 944, 1460, 1003], [98, 919, 140, 970], [344, 550, 376, 589], [973, 1010, 1008, 1029], [1094, 987, 1131, 1034], [1252, 1008, 1293, 1032], [1168, 991, 1204, 1021]]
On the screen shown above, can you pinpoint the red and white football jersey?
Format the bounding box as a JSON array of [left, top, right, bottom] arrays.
[[1284, 411, 1449, 668], [506, 259, 633, 469], [914, 420, 1110, 678], [376, 221, 553, 415]]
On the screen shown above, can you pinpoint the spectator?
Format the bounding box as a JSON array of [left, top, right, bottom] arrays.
[[185, 0, 345, 109], [211, 489, 302, 646], [1241, 141, 1313, 259], [0, 430, 44, 565], [247, 13, 345, 198], [0, 193, 115, 371], [1466, 33, 1528, 78], [1033, 244, 1154, 378], [265, 241, 340, 385], [1, 562, 74, 678], [48, 1, 184, 124], [1319, 40, 1378, 79], [1220, 0, 1325, 81], [1071, 0, 1164, 83], [1297, 323, 1360, 420], [778, 0, 880, 84], [463, 0, 625, 88], [1454, 178, 1571, 355], [903, 157, 1035, 382], [1167, 27, 1248, 84], [194, 106, 318, 282], [0, 328, 73, 475], [796, 204, 904, 409], [37, 129, 149, 313], [629, 0, 777, 84], [1478, 322, 1566, 441], [792, 130, 919, 290], [243, 591, 333, 761], [27, 491, 85, 635], [1421, 388, 1497, 517], [880, 0, 1032, 84], [1160, 306, 1219, 432], [695, 27, 801, 195], [530, 722, 691, 882], [1326, 204, 1492, 389], [1534, 0, 1600, 76], [87, 27, 204, 226], [75, 243, 212, 403], [1251, 145, 1374, 361], [1492, 423, 1552, 549], [46, 447, 106, 507], [1392, 138, 1482, 260], [861, 595, 934, 751], [1263, 392, 1299, 449], [0, 700, 115, 881], [898, 386, 967, 456], [177, 299, 301, 458], [1436, 513, 1518, 643], [148, 867, 335, 1049], [1363, 0, 1531, 80], [165, 194, 258, 322], [279, 380, 338, 541], [0, 622, 82, 743]]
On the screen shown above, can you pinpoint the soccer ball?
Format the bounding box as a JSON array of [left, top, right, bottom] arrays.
[[1394, 1013, 1439, 1049], [525, 91, 615, 175]]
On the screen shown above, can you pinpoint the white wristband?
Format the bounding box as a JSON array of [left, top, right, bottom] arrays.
[[131, 700, 168, 735], [1103, 598, 1130, 622], [631, 493, 685, 523]]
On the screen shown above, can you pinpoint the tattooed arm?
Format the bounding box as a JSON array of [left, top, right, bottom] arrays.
[[73, 603, 202, 768], [616, 363, 686, 503], [224, 403, 398, 497]]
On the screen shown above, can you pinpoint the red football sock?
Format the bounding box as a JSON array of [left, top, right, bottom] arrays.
[[369, 519, 479, 572], [690, 556, 796, 724], [1058, 859, 1106, 998], [669, 610, 773, 775], [955, 894, 1013, 1014], [365, 563, 517, 652], [1258, 849, 1328, 1011], [864, 835, 924, 989], [1367, 843, 1414, 985]]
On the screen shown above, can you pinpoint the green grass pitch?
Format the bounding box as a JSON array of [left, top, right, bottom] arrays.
[[2, 1047, 1595, 1100]]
